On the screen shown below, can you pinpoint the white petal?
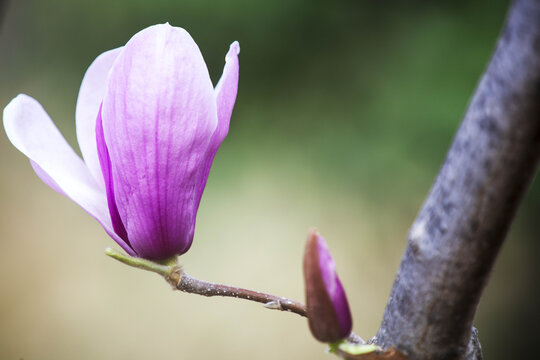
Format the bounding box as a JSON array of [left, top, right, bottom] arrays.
[[75, 47, 123, 188], [3, 94, 135, 255]]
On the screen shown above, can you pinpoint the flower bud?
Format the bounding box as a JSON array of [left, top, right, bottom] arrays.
[[303, 230, 353, 342]]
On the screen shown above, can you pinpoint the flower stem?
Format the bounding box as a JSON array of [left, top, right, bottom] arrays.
[[105, 247, 364, 343], [104, 247, 170, 276]]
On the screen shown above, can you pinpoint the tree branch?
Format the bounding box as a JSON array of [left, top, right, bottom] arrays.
[[375, 0, 540, 359], [166, 266, 307, 317], [105, 247, 365, 345], [166, 267, 365, 344]]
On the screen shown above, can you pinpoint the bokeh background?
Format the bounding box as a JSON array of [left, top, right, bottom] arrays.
[[1, 0, 538, 359]]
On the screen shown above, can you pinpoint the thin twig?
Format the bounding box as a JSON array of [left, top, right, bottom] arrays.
[[166, 266, 307, 316], [166, 267, 365, 344], [106, 247, 365, 344]]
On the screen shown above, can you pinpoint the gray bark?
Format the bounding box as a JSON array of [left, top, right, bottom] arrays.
[[375, 0, 540, 359]]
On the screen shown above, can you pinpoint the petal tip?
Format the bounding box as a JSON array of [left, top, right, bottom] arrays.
[[4, 94, 39, 131], [5, 93, 32, 111], [308, 227, 319, 240], [229, 41, 240, 57]]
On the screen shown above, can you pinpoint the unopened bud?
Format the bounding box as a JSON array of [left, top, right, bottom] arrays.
[[303, 230, 353, 343]]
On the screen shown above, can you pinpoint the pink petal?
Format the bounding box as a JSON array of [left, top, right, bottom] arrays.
[[3, 94, 135, 256], [101, 24, 218, 260], [213, 41, 240, 150], [193, 41, 240, 208], [76, 47, 123, 188], [95, 104, 129, 243], [30, 160, 65, 195], [316, 234, 353, 338]]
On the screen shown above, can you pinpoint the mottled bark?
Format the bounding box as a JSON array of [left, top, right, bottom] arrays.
[[375, 0, 540, 359]]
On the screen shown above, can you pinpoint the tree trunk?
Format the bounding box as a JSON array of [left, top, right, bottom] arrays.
[[375, 0, 540, 359]]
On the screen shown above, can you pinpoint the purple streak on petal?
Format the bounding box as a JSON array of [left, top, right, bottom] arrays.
[[30, 160, 65, 195], [76, 47, 123, 188], [317, 235, 353, 338], [194, 41, 240, 209], [95, 104, 130, 246], [101, 24, 218, 260], [3, 94, 136, 256]]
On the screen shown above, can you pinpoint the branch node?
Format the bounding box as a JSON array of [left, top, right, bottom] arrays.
[[263, 300, 283, 310], [166, 265, 183, 289]]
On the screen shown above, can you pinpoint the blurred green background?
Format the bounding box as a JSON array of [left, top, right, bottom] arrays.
[[1, 0, 538, 359]]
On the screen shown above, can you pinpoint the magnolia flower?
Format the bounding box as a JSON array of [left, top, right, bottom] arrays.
[[303, 230, 353, 342], [3, 24, 239, 260]]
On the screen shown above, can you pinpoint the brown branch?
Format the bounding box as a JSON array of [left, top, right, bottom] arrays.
[[167, 267, 366, 345], [166, 266, 308, 317], [106, 248, 365, 344], [375, 0, 540, 359]]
